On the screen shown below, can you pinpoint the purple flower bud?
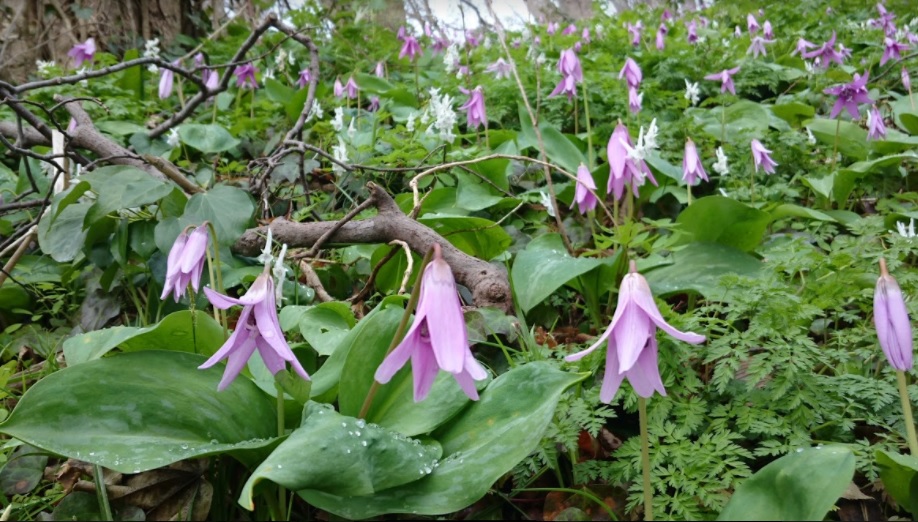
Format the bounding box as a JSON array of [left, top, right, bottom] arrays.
[[68, 38, 96, 68], [867, 105, 887, 141], [296, 67, 311, 89], [704, 66, 740, 95], [161, 224, 210, 302], [875, 259, 913, 371], [750, 139, 778, 174], [458, 86, 487, 130], [571, 163, 597, 214], [234, 63, 258, 89], [619, 57, 642, 88], [682, 139, 708, 185]]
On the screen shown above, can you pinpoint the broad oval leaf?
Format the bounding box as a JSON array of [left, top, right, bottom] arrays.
[[675, 196, 772, 252], [806, 118, 868, 161], [297, 362, 584, 518], [643, 243, 762, 302], [0, 351, 278, 473], [717, 445, 855, 521], [179, 124, 240, 153], [512, 234, 603, 314]]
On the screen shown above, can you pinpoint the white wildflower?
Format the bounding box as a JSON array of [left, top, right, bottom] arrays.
[[263, 68, 275, 80], [36, 60, 56, 76], [721, 38, 731, 48], [536, 52, 547, 66], [307, 101, 323, 121], [443, 43, 460, 73], [166, 128, 181, 148], [275, 49, 289, 71], [257, 228, 274, 266], [332, 136, 348, 174], [406, 112, 417, 132], [143, 38, 161, 73], [713, 146, 729, 176], [595, 24, 605, 37], [331, 106, 345, 132], [804, 61, 815, 75], [427, 88, 457, 143], [684, 80, 700, 106], [540, 191, 556, 217], [272, 242, 289, 303], [806, 128, 817, 145], [895, 218, 917, 238], [347, 117, 356, 139]]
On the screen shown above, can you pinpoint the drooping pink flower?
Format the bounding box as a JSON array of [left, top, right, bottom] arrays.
[[571, 163, 597, 214], [627, 21, 643, 46], [68, 38, 96, 68], [867, 105, 887, 141], [547, 21, 559, 35], [562, 24, 577, 36], [158, 61, 177, 99], [704, 66, 740, 95], [431, 35, 450, 53], [374, 61, 385, 78], [881, 37, 909, 66], [682, 139, 708, 185], [296, 68, 311, 88], [607, 122, 657, 200], [824, 71, 872, 119], [459, 86, 487, 130], [619, 57, 642, 88], [234, 63, 258, 89], [399, 35, 422, 61], [203, 69, 219, 91], [628, 86, 642, 114], [557, 48, 583, 81], [655, 23, 667, 50], [661, 9, 673, 22], [747, 36, 774, 58], [201, 271, 310, 391], [465, 30, 479, 48], [549, 74, 578, 101], [869, 3, 897, 36], [875, 258, 913, 371], [375, 243, 488, 401], [687, 19, 698, 44], [747, 13, 760, 34], [161, 224, 209, 302], [803, 32, 846, 69], [565, 261, 706, 403], [345, 76, 359, 99], [485, 58, 513, 80], [791, 37, 817, 56], [903, 67, 912, 92], [763, 20, 774, 39], [750, 139, 778, 174], [424, 21, 433, 37], [333, 78, 344, 98], [368, 96, 380, 112], [581, 27, 591, 44]]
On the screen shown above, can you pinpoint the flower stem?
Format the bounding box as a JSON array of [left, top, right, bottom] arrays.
[[896, 370, 918, 455], [581, 79, 594, 169], [93, 464, 113, 521], [831, 118, 840, 174], [276, 384, 287, 519], [358, 246, 436, 419], [206, 222, 228, 339], [749, 155, 756, 204], [638, 397, 654, 521]]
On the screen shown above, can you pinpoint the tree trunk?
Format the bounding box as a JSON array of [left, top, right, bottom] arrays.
[[0, 0, 202, 84]]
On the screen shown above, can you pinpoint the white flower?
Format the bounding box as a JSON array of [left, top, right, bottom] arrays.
[[641, 118, 659, 151], [273, 243, 289, 302], [77, 67, 89, 86], [263, 68, 275, 80], [595, 24, 605, 37], [896, 219, 917, 238], [257, 228, 274, 266], [713, 146, 729, 176], [406, 112, 417, 132], [36, 60, 56, 76], [332, 136, 348, 174], [143, 38, 161, 59], [804, 61, 815, 75], [443, 43, 460, 73], [806, 128, 817, 145], [540, 191, 556, 217], [347, 117, 356, 139], [684, 80, 700, 106], [166, 128, 181, 148], [426, 88, 457, 143], [275, 49, 289, 71], [307, 101, 323, 121], [536, 52, 547, 66], [721, 38, 731, 47], [331, 106, 345, 132]]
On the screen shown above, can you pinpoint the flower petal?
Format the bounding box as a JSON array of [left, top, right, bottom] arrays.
[[199, 305, 255, 369], [217, 335, 257, 391], [375, 323, 421, 383], [599, 339, 626, 403], [453, 368, 480, 400], [613, 300, 653, 372], [180, 226, 208, 274], [630, 274, 706, 344], [411, 343, 440, 402], [203, 287, 248, 309], [624, 337, 667, 398], [422, 260, 467, 374]]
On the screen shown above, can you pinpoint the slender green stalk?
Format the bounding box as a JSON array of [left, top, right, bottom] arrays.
[[276, 385, 286, 519], [581, 80, 594, 169], [831, 118, 841, 173], [896, 371, 918, 455], [720, 100, 726, 144], [94, 464, 113, 521], [687, 185, 693, 206], [638, 397, 654, 521], [749, 155, 756, 204], [205, 222, 228, 338], [358, 247, 435, 419]]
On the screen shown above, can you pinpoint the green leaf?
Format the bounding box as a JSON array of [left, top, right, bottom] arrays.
[[63, 311, 225, 366], [115, 48, 143, 99], [0, 444, 48, 495], [769, 204, 836, 223], [675, 196, 772, 252], [239, 402, 442, 509], [298, 362, 584, 518], [354, 73, 394, 93], [539, 125, 586, 174], [95, 121, 147, 136], [832, 153, 918, 205], [717, 445, 855, 521], [80, 166, 173, 227], [771, 101, 815, 127], [806, 118, 868, 161], [280, 302, 356, 356], [876, 449, 918, 516], [179, 124, 240, 153], [182, 184, 255, 246], [512, 234, 603, 314], [0, 351, 278, 474], [688, 100, 773, 144], [264, 78, 295, 104], [643, 243, 762, 302], [417, 216, 511, 261], [37, 202, 90, 262]]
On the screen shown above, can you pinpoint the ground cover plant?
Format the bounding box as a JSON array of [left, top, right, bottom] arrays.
[[1, 0, 918, 519]]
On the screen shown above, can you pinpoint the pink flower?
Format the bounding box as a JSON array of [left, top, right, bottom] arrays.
[[374, 244, 488, 401], [345, 76, 359, 99], [201, 272, 310, 391], [399, 35, 422, 61], [824, 71, 872, 119], [557, 48, 583, 81], [747, 36, 774, 58], [234, 63, 258, 89], [875, 259, 913, 371], [484, 58, 513, 80], [763, 20, 774, 39], [750, 139, 778, 174], [459, 86, 487, 130], [655, 23, 667, 50], [747, 13, 760, 34], [68, 38, 96, 68], [628, 86, 642, 114], [682, 139, 708, 185], [571, 163, 598, 214], [581, 27, 591, 44], [161, 224, 209, 302], [903, 67, 912, 92], [374, 61, 385, 78], [296, 68, 311, 88], [547, 21, 559, 35], [704, 66, 740, 95], [803, 32, 846, 69], [431, 36, 450, 53], [619, 57, 642, 88], [565, 261, 705, 402], [333, 78, 344, 98], [203, 69, 219, 91], [562, 24, 577, 36], [607, 122, 657, 200], [867, 105, 887, 141], [791, 37, 817, 56], [158, 62, 176, 99], [549, 74, 578, 101], [881, 37, 909, 66], [687, 20, 698, 44], [465, 30, 480, 48], [627, 22, 643, 46], [368, 96, 380, 112]]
